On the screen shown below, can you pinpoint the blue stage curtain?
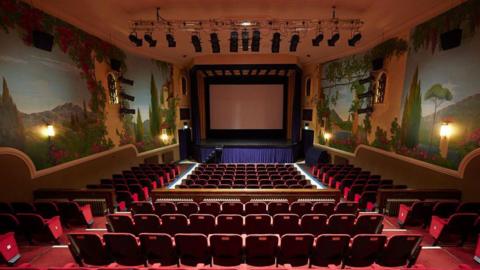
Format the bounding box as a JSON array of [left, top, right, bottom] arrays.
[[221, 147, 294, 163]]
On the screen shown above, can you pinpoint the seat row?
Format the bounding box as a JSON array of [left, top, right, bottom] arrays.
[[106, 212, 384, 236], [176, 183, 315, 189], [0, 201, 93, 230], [131, 201, 360, 217], [69, 232, 422, 268]]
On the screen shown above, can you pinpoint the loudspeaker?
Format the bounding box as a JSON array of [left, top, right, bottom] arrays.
[[110, 58, 122, 71], [372, 58, 384, 70], [32, 30, 53, 52], [440, 28, 462, 50]]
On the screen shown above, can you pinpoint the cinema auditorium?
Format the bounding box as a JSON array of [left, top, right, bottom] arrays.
[[0, 1, 479, 270]]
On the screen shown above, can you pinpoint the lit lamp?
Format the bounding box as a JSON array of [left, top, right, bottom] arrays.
[[323, 132, 332, 146], [42, 124, 55, 138], [160, 130, 169, 144], [183, 121, 189, 129], [304, 122, 309, 130], [439, 122, 451, 158]]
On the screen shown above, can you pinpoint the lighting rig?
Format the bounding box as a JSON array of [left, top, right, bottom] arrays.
[[128, 6, 363, 53]]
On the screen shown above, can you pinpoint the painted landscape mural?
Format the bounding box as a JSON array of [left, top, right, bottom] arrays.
[[0, 0, 177, 169], [320, 0, 480, 169]]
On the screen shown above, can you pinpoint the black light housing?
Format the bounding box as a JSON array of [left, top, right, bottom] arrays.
[[251, 30, 260, 52], [191, 34, 202, 52], [210, 33, 220, 53], [166, 33, 176, 47], [242, 30, 249, 51], [230, 31, 238, 52], [289, 34, 299, 52], [348, 32, 362, 47], [312, 33, 324, 46], [144, 33, 157, 47], [128, 32, 142, 47], [272, 32, 281, 53], [327, 32, 340, 47]]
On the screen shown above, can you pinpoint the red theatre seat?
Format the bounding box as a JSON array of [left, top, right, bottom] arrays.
[[68, 233, 112, 266], [57, 201, 94, 228], [209, 234, 243, 266], [0, 232, 20, 265], [17, 214, 62, 244], [139, 233, 177, 266], [429, 213, 478, 246]]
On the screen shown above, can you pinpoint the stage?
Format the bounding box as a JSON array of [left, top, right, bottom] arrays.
[[193, 139, 302, 163]]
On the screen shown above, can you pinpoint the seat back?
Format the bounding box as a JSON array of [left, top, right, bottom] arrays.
[[376, 234, 422, 267], [139, 233, 177, 266], [221, 202, 244, 214], [33, 202, 59, 219], [216, 214, 243, 234], [245, 202, 267, 214], [175, 233, 210, 266], [133, 214, 162, 233], [68, 233, 112, 266], [273, 214, 300, 235], [300, 214, 328, 236], [0, 214, 19, 234], [245, 234, 279, 266], [0, 203, 13, 214], [16, 213, 45, 232], [335, 202, 358, 214], [328, 214, 356, 235], [189, 214, 215, 235], [161, 214, 188, 236], [310, 234, 350, 266], [104, 233, 145, 266], [446, 213, 478, 233], [245, 214, 272, 234], [267, 202, 289, 216], [456, 202, 480, 214], [278, 234, 314, 266], [154, 202, 176, 216], [176, 202, 199, 217], [199, 202, 221, 216], [106, 214, 136, 234], [433, 201, 460, 218], [290, 202, 312, 217], [354, 214, 384, 235], [11, 202, 36, 214], [312, 202, 335, 216], [130, 202, 154, 214], [209, 234, 243, 266], [346, 234, 387, 267]]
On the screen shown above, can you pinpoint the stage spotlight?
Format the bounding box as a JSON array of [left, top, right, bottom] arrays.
[[251, 30, 260, 52], [327, 31, 340, 47], [272, 32, 281, 53], [210, 33, 220, 53], [242, 30, 249, 51], [348, 32, 362, 47], [166, 33, 176, 47], [230, 31, 238, 52], [191, 34, 202, 52], [312, 32, 324, 46], [128, 32, 142, 47], [144, 33, 157, 47], [289, 34, 299, 52]]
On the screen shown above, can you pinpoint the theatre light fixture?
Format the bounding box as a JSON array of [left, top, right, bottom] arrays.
[[128, 6, 363, 52]]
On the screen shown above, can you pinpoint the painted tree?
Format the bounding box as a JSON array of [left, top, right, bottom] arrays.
[[149, 74, 161, 138], [401, 66, 422, 148], [135, 108, 144, 143], [424, 84, 453, 148], [0, 77, 25, 150]]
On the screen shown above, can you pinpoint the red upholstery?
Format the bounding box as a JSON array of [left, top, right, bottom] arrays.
[[0, 232, 20, 265], [209, 234, 243, 266], [475, 235, 480, 263]]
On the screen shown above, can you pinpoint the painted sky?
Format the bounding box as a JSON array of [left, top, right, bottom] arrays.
[[0, 31, 88, 114], [123, 53, 170, 124], [402, 29, 480, 117]]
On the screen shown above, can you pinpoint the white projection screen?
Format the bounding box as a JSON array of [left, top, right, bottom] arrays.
[[209, 84, 284, 130]]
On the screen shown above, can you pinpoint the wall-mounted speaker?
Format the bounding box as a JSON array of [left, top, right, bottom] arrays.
[[120, 92, 135, 102], [119, 108, 136, 114], [440, 28, 462, 50], [180, 108, 191, 120], [302, 109, 313, 121], [32, 30, 53, 52], [372, 58, 384, 71], [110, 58, 122, 71]]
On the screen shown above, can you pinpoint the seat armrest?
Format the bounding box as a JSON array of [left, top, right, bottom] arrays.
[[80, 204, 94, 224], [46, 216, 63, 239]]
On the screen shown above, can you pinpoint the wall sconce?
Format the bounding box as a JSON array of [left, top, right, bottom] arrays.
[[323, 132, 332, 141], [439, 122, 452, 138], [304, 122, 309, 130], [160, 130, 169, 143], [183, 121, 189, 129], [42, 124, 55, 138]]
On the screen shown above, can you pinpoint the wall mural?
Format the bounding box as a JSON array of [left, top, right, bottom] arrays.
[[117, 53, 178, 152], [320, 0, 480, 170], [0, 0, 177, 169]]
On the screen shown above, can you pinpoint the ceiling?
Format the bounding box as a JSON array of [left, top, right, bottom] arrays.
[[30, 0, 460, 67]]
